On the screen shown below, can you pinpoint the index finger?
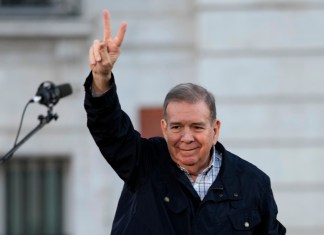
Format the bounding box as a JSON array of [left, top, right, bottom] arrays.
[[103, 9, 111, 42]]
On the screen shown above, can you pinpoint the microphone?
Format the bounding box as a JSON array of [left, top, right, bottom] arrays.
[[31, 81, 73, 107]]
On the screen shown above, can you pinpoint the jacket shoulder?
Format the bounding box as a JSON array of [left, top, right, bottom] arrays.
[[223, 148, 271, 186]]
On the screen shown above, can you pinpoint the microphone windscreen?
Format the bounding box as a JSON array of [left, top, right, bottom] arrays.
[[57, 83, 73, 98]]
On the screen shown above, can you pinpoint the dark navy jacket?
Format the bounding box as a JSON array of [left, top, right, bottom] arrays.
[[84, 74, 286, 235]]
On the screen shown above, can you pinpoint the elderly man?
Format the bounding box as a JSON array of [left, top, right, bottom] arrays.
[[84, 9, 286, 235]]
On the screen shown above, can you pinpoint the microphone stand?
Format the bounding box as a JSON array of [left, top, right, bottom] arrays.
[[0, 107, 58, 164]]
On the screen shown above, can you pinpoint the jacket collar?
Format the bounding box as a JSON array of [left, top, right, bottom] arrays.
[[203, 142, 242, 203]]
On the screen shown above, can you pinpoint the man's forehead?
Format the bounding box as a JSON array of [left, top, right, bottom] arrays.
[[166, 102, 210, 119]]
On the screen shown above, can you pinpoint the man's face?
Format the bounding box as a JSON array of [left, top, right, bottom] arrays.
[[161, 101, 221, 175]]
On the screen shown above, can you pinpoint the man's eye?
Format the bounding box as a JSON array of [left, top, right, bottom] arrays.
[[171, 126, 180, 129]]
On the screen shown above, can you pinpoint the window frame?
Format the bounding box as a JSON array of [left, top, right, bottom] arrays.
[[1, 156, 68, 235]]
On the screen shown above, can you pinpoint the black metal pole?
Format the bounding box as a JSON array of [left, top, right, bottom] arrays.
[[0, 109, 58, 164]]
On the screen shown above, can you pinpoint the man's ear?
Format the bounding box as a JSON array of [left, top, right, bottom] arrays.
[[213, 120, 221, 144], [161, 119, 168, 138]]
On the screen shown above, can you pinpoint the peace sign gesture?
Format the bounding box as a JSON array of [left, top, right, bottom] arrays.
[[89, 9, 127, 94]]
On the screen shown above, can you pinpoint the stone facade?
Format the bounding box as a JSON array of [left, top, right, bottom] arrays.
[[0, 0, 323, 234]]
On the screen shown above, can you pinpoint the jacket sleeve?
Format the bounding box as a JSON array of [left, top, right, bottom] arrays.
[[83, 72, 144, 185], [254, 175, 286, 235]]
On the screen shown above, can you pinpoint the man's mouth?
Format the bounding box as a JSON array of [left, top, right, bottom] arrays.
[[179, 147, 198, 152]]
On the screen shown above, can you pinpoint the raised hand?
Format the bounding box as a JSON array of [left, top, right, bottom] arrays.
[[89, 9, 127, 94]]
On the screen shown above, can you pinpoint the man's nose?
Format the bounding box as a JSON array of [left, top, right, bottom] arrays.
[[181, 128, 194, 143]]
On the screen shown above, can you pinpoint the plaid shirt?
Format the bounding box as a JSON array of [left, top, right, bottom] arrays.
[[178, 148, 222, 200]]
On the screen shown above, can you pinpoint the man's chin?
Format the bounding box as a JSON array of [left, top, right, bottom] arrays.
[[179, 156, 198, 167]]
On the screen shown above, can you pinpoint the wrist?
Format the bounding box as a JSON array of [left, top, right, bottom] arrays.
[[91, 71, 112, 95]]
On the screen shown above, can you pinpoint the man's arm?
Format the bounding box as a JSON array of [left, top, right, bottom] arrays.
[[84, 10, 143, 184], [84, 74, 144, 188]]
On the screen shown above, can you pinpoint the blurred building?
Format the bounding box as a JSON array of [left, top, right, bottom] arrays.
[[0, 0, 323, 234]]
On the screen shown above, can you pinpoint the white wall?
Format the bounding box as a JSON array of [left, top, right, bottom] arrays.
[[0, 0, 323, 234]]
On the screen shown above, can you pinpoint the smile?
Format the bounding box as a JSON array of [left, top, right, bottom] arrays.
[[179, 147, 198, 151]]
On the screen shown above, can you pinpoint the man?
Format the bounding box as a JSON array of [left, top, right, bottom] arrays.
[[84, 9, 286, 235]]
